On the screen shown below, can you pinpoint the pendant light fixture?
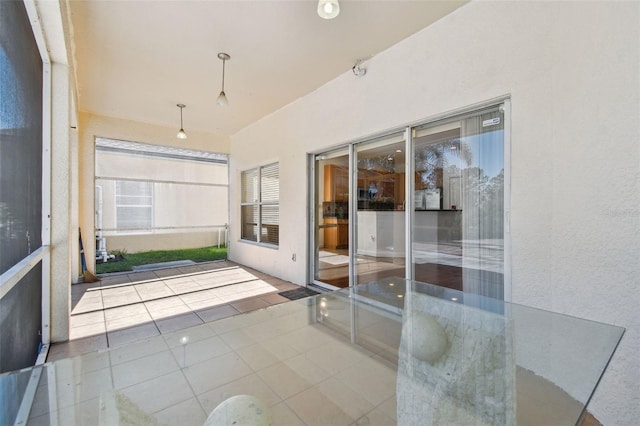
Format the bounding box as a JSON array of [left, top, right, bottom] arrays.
[[176, 103, 187, 139], [216, 52, 230, 106], [317, 0, 340, 19]]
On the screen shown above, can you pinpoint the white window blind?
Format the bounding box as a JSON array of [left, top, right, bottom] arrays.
[[242, 168, 258, 203], [241, 163, 279, 246]]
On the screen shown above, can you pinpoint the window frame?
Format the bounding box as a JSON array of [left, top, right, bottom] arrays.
[[240, 162, 279, 247]]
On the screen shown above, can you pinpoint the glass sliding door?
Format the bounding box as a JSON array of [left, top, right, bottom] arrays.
[[313, 148, 350, 287], [412, 106, 505, 299], [311, 103, 507, 297], [354, 133, 407, 285]]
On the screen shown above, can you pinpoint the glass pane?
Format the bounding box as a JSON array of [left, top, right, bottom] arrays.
[[413, 106, 504, 299], [329, 280, 624, 425], [241, 205, 258, 242], [260, 205, 279, 245], [355, 133, 406, 285], [460, 110, 504, 299], [0, 367, 35, 424], [260, 163, 279, 203], [314, 148, 350, 288], [241, 168, 258, 203]]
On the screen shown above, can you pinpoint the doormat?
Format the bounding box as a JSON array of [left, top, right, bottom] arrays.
[[278, 288, 320, 300]]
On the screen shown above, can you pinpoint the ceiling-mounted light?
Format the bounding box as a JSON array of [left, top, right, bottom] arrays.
[[317, 0, 339, 19], [176, 104, 187, 139], [216, 52, 230, 106], [352, 60, 366, 77]]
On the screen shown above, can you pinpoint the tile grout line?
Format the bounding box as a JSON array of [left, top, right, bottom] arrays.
[[53, 263, 295, 360], [97, 264, 243, 290], [104, 282, 160, 349], [167, 336, 213, 420], [74, 277, 267, 317], [194, 303, 241, 324], [138, 286, 162, 349], [65, 263, 300, 351]]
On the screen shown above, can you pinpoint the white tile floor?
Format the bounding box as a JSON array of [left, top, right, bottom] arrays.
[[30, 296, 401, 426], [50, 261, 298, 361], [10, 270, 619, 426]]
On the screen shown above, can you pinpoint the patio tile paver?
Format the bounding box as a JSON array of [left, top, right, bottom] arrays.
[[103, 303, 149, 321], [70, 310, 105, 328], [152, 267, 185, 278], [126, 271, 158, 282], [106, 312, 154, 332], [259, 292, 290, 305], [177, 265, 205, 274], [144, 295, 185, 311], [163, 323, 217, 348], [148, 304, 192, 321], [230, 297, 271, 313], [108, 322, 160, 348], [47, 334, 108, 361], [178, 290, 219, 305], [52, 261, 309, 361], [100, 275, 132, 287], [155, 312, 204, 334], [184, 297, 226, 312], [196, 304, 240, 323], [134, 282, 175, 300], [165, 280, 202, 294], [71, 297, 104, 314], [69, 322, 107, 340], [162, 275, 194, 285]]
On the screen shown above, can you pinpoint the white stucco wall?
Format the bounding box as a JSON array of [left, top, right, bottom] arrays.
[[94, 149, 229, 253], [78, 112, 230, 272], [49, 63, 72, 343], [229, 2, 639, 424]]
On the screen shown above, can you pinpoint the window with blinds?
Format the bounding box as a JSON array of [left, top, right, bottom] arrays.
[[241, 163, 279, 246]]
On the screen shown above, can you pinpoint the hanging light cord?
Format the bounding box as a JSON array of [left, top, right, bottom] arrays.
[[180, 105, 184, 128], [216, 53, 230, 106], [221, 58, 226, 92]]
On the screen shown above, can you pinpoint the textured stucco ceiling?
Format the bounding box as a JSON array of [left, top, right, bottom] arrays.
[[68, 0, 468, 137]]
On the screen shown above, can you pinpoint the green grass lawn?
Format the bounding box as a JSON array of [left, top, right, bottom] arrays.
[[95, 246, 227, 274]]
